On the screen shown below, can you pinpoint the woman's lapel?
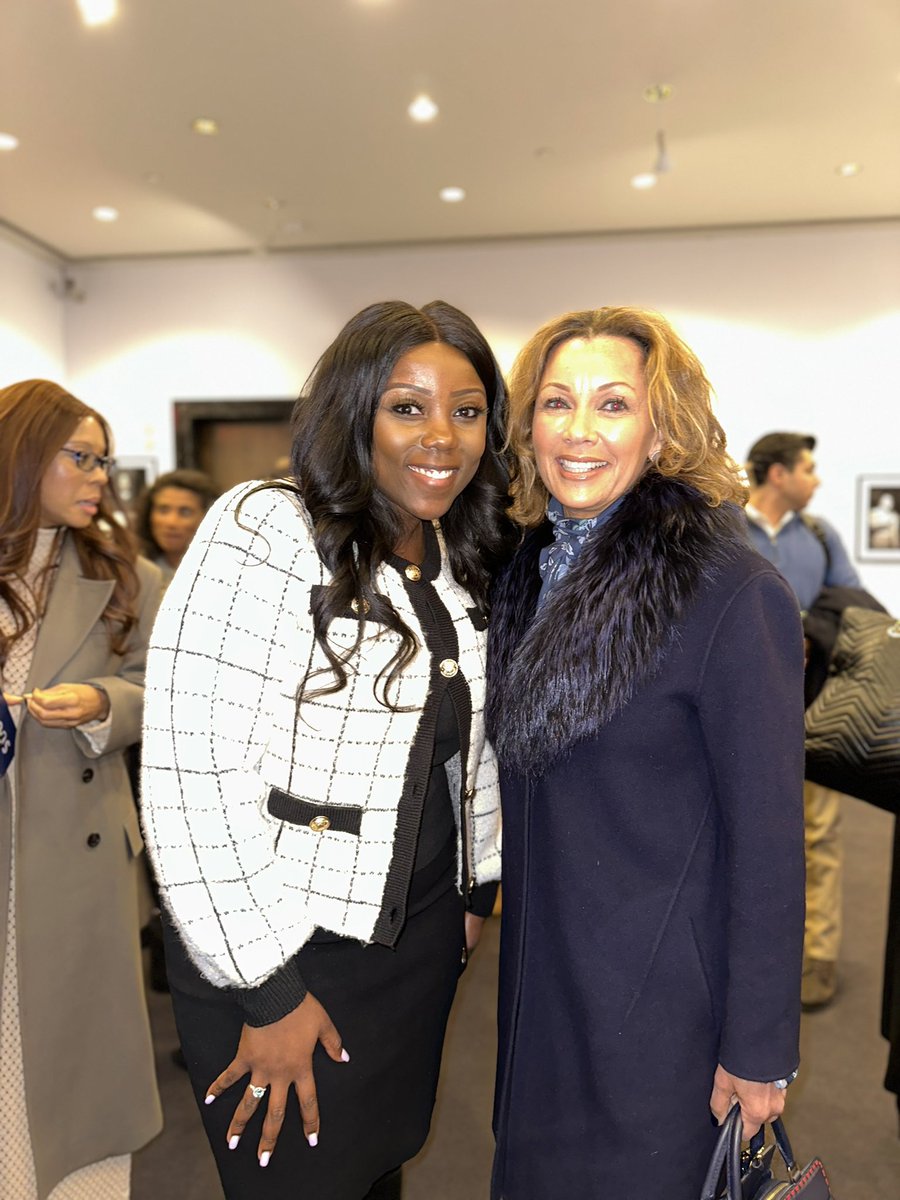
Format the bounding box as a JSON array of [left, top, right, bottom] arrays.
[[26, 536, 114, 690]]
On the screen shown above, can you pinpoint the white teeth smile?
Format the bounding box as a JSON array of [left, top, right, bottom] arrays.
[[409, 466, 455, 479], [559, 459, 607, 473]]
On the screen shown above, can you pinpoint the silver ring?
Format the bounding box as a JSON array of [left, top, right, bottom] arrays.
[[249, 1084, 267, 1100]]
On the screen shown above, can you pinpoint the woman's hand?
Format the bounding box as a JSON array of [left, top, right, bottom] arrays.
[[464, 912, 486, 954], [709, 1063, 786, 1140], [5, 684, 109, 727], [205, 991, 349, 1167]]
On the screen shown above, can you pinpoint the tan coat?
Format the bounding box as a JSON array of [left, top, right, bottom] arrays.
[[0, 538, 163, 1198]]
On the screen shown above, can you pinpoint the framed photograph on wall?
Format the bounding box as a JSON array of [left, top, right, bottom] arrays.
[[113, 455, 158, 529], [857, 476, 900, 561]]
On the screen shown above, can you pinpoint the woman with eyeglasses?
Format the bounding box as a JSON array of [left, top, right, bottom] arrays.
[[0, 380, 162, 1200]]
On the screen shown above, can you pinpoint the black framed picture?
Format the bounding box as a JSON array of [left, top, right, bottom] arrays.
[[173, 399, 293, 493], [857, 476, 900, 561]]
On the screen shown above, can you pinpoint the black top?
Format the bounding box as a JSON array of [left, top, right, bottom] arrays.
[[414, 689, 459, 871]]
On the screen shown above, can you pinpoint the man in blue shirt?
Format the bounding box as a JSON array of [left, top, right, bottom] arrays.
[[745, 432, 861, 1010]]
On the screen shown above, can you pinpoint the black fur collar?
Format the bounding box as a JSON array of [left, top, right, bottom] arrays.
[[486, 472, 746, 773]]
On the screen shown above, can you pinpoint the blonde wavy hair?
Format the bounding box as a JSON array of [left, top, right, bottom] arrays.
[[506, 307, 747, 526]]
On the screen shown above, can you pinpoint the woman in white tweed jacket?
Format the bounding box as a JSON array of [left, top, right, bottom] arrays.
[[141, 300, 515, 1200]]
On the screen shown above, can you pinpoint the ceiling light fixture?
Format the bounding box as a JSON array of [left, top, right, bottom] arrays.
[[836, 162, 862, 177], [643, 83, 672, 104], [0, 131, 19, 151], [631, 129, 672, 191], [76, 0, 118, 26], [408, 94, 439, 123], [92, 205, 119, 222], [439, 186, 465, 203], [191, 117, 220, 136], [653, 130, 672, 174]]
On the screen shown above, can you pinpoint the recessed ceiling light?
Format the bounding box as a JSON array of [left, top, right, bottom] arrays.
[[76, 0, 118, 25], [630, 173, 657, 190], [408, 94, 439, 123], [836, 162, 862, 177], [192, 117, 220, 136], [643, 84, 672, 103], [92, 205, 119, 222], [0, 132, 19, 152], [439, 186, 466, 203]]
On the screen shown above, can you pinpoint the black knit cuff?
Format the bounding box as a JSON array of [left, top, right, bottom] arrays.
[[467, 881, 499, 919], [235, 959, 308, 1027]]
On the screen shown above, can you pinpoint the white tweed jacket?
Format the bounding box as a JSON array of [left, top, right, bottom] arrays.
[[141, 481, 501, 993]]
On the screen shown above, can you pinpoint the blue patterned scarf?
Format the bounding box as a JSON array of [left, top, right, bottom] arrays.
[[537, 496, 624, 609]]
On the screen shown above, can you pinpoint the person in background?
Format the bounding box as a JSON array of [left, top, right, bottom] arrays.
[[486, 309, 805, 1200], [745, 431, 861, 1010], [135, 468, 218, 589], [0, 380, 162, 1200], [141, 300, 514, 1200], [130, 469, 218, 992]]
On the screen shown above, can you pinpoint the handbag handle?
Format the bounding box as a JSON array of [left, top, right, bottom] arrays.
[[699, 1104, 801, 1200], [699, 1106, 741, 1200]]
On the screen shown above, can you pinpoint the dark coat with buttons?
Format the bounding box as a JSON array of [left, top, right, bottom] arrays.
[[0, 536, 162, 1199], [486, 474, 807, 1200]]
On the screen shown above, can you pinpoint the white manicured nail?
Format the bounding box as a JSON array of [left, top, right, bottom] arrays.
[[229, 1135, 240, 1150], [307, 1132, 318, 1148], [204, 1094, 215, 1105], [341, 1048, 350, 1063], [260, 1151, 271, 1167]]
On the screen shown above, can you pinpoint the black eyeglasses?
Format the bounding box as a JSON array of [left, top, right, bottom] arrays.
[[59, 447, 117, 475]]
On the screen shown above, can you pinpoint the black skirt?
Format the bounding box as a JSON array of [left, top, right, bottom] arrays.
[[164, 849, 466, 1200]]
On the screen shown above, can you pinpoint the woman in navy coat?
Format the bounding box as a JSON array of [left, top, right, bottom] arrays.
[[486, 308, 806, 1199]]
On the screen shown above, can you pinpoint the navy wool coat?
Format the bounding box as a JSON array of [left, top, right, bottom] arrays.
[[486, 474, 806, 1200]]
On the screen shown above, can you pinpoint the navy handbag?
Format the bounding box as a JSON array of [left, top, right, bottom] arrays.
[[699, 1104, 835, 1200]]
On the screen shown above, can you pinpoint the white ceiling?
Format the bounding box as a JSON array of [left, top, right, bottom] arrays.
[[1, 0, 898, 262]]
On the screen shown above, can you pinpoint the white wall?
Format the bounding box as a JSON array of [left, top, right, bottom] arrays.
[[0, 232, 67, 382], [3, 220, 898, 609]]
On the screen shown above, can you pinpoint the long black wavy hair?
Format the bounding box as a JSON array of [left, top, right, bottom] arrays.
[[243, 299, 515, 707]]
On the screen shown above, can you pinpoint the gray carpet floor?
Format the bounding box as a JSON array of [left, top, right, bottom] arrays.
[[133, 795, 900, 1198]]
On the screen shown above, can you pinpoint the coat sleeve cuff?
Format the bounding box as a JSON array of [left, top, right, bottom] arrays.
[[467, 881, 499, 918], [235, 959, 308, 1027]]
